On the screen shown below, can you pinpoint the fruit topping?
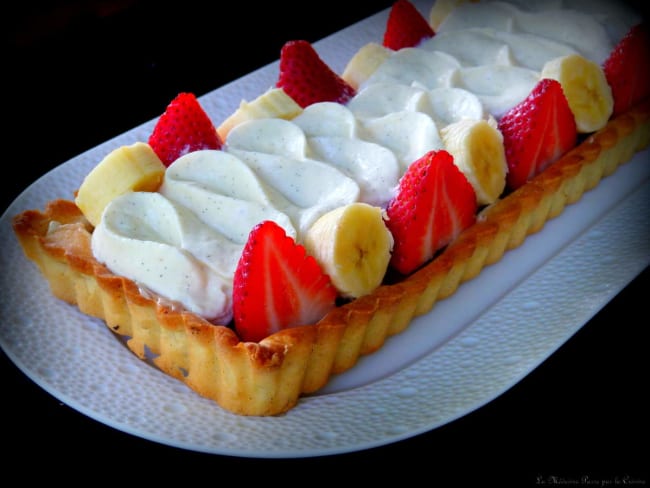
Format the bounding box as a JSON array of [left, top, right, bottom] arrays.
[[148, 92, 223, 166], [304, 202, 394, 299], [498, 78, 577, 191], [541, 53, 613, 133], [603, 22, 650, 118], [385, 149, 477, 275], [276, 40, 357, 108], [429, 0, 466, 31], [217, 88, 302, 140], [440, 118, 507, 205], [383, 0, 435, 50], [232, 220, 337, 343], [342, 42, 392, 90], [75, 142, 166, 227]]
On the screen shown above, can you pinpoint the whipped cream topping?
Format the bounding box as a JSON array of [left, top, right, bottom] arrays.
[[224, 118, 361, 235], [92, 190, 238, 323], [434, 1, 615, 64], [91, 0, 641, 324], [363, 0, 640, 118]]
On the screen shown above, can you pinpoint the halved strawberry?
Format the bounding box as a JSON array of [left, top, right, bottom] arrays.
[[276, 40, 356, 108], [498, 78, 577, 191], [383, 0, 435, 51], [232, 220, 337, 343], [148, 92, 223, 166], [385, 150, 477, 276], [603, 22, 650, 117]]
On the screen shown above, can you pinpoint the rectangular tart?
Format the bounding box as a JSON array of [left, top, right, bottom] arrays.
[[12, 99, 650, 415]]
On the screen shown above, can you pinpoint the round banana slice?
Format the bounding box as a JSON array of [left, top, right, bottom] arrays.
[[541, 53, 614, 133], [75, 141, 166, 227], [441, 118, 507, 205], [429, 0, 468, 31], [341, 42, 391, 90], [304, 202, 393, 299], [217, 87, 302, 141]]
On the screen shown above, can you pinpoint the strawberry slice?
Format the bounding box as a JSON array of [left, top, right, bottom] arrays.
[[148, 92, 223, 167], [385, 150, 477, 276], [498, 78, 577, 191], [603, 22, 650, 117], [232, 220, 337, 343], [276, 40, 356, 108], [383, 0, 435, 51]]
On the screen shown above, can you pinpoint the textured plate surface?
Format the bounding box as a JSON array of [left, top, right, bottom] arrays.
[[1, 3, 649, 458]]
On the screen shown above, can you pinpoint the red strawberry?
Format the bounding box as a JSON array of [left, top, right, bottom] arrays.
[[148, 92, 223, 166], [385, 150, 477, 276], [603, 22, 650, 117], [383, 0, 435, 51], [276, 40, 356, 108], [498, 78, 577, 191], [232, 220, 337, 343]]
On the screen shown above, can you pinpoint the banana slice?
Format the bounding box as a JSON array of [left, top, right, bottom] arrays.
[[441, 118, 507, 205], [429, 0, 468, 31], [75, 142, 166, 227], [541, 53, 614, 133], [217, 88, 302, 140], [341, 42, 392, 90], [304, 202, 393, 299]]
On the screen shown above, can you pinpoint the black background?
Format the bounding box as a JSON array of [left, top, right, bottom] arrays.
[[3, 1, 648, 485]]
